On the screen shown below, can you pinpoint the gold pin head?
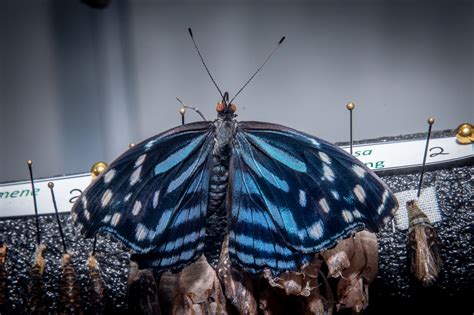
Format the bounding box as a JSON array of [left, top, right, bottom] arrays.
[[27, 160, 32, 166], [91, 161, 108, 178], [179, 107, 187, 115], [428, 117, 435, 125], [346, 102, 355, 111], [129, 142, 136, 149], [48, 182, 54, 189], [455, 123, 473, 144]]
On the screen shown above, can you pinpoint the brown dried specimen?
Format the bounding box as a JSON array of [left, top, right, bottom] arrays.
[[406, 200, 442, 287], [59, 253, 82, 315], [217, 236, 257, 314], [262, 255, 334, 315], [159, 255, 227, 315], [321, 237, 355, 278], [27, 244, 47, 314], [87, 254, 106, 314], [335, 231, 378, 314], [153, 231, 379, 315], [128, 261, 161, 315], [0, 244, 8, 309]]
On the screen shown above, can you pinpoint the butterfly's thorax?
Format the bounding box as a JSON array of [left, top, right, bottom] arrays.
[[204, 118, 237, 265]]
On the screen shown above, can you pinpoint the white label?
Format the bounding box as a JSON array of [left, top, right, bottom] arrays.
[[0, 174, 92, 218], [341, 137, 472, 171]]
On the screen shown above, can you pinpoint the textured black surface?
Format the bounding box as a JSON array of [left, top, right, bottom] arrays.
[[0, 130, 472, 314]]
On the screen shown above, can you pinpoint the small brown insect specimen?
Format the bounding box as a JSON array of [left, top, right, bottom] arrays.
[[87, 254, 106, 314], [28, 244, 47, 314], [0, 243, 8, 311], [406, 200, 442, 287], [127, 261, 161, 314], [59, 253, 82, 314]]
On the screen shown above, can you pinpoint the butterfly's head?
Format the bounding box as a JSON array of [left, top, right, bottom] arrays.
[[216, 91, 237, 119]]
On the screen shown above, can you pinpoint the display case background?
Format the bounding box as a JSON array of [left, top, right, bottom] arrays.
[[1, 0, 472, 182]]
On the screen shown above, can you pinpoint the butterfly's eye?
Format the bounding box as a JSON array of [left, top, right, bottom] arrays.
[[229, 103, 237, 113], [216, 101, 226, 113]]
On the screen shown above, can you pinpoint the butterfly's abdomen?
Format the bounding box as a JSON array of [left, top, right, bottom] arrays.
[[204, 152, 231, 266]]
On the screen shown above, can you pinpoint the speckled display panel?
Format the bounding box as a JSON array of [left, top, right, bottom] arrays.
[[0, 131, 472, 314]]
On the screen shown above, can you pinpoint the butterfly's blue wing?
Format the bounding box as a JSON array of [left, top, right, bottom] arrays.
[[229, 121, 398, 274], [71, 121, 215, 271]]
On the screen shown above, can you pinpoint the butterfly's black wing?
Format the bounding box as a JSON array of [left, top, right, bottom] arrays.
[[71, 121, 215, 271], [229, 121, 398, 274]]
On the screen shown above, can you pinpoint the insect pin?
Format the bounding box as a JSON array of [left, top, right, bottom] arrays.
[[49, 182, 82, 314], [406, 118, 442, 287], [26, 160, 47, 314]]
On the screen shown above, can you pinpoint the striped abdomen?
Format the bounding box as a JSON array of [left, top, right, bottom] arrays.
[[28, 244, 46, 314], [59, 253, 82, 314], [88, 255, 106, 314], [204, 153, 230, 267]]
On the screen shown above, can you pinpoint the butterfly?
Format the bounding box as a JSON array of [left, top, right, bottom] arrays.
[[71, 93, 398, 275], [71, 30, 398, 275]]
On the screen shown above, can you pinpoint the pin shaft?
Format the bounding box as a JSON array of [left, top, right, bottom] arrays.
[[92, 236, 98, 256], [49, 183, 67, 253], [349, 109, 353, 154], [417, 121, 434, 198], [28, 162, 41, 245]]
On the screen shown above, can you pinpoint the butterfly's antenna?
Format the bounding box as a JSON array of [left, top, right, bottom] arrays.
[[230, 36, 286, 104], [188, 28, 224, 101], [176, 97, 207, 121]]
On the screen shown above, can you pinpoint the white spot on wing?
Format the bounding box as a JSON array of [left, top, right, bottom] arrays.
[[135, 223, 148, 241], [145, 139, 157, 151], [310, 138, 320, 147], [103, 169, 116, 184], [319, 198, 330, 213], [101, 189, 113, 208], [353, 185, 366, 203], [342, 209, 354, 223], [319, 152, 331, 164], [102, 214, 111, 223], [110, 213, 121, 226], [353, 165, 366, 178], [323, 165, 335, 182], [331, 190, 340, 200], [153, 190, 160, 209], [81, 196, 88, 209], [132, 201, 142, 216], [299, 190, 307, 207], [134, 154, 147, 168], [377, 204, 384, 215], [353, 209, 362, 218], [124, 193, 132, 203], [377, 190, 390, 214], [130, 165, 142, 186], [309, 220, 324, 239], [84, 209, 90, 220]]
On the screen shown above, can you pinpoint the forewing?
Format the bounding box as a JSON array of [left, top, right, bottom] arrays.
[[229, 121, 398, 274], [71, 121, 214, 270]]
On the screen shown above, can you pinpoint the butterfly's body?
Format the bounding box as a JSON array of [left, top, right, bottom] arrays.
[[204, 118, 236, 264]]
